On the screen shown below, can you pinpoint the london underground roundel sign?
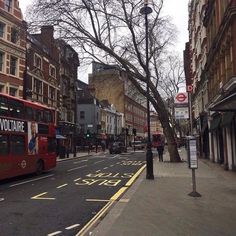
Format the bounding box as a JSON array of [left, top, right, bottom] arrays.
[[174, 92, 188, 104]]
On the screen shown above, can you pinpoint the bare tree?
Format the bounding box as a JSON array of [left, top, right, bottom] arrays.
[[27, 0, 182, 162]]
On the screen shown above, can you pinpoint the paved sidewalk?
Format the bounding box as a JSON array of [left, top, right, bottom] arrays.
[[89, 148, 236, 236]]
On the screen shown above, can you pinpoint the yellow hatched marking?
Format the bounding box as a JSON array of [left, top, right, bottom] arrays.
[[31, 192, 56, 200]]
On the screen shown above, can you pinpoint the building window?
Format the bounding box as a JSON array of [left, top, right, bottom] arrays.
[[34, 54, 42, 69], [4, 0, 12, 12], [0, 22, 5, 38], [11, 27, 19, 44], [0, 52, 4, 72], [9, 87, 17, 96], [10, 56, 17, 76], [0, 84, 4, 93], [33, 78, 42, 101], [49, 86, 55, 106], [80, 111, 85, 119], [49, 65, 56, 78]]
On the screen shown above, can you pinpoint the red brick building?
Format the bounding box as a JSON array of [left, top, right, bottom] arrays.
[[0, 0, 26, 97], [25, 26, 60, 115]]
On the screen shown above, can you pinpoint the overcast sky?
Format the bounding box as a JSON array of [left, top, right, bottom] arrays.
[[19, 0, 189, 82]]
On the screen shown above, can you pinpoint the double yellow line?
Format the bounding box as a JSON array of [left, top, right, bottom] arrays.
[[77, 164, 146, 236]]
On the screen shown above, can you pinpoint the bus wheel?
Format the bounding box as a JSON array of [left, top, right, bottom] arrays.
[[36, 160, 44, 175]]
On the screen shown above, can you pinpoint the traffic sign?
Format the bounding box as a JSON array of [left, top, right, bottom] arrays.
[[174, 92, 188, 104]]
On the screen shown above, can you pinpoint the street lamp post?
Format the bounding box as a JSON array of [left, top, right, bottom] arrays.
[[140, 0, 154, 179]]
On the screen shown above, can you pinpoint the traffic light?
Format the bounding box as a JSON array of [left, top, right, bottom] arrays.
[[132, 128, 137, 136], [86, 130, 91, 138]]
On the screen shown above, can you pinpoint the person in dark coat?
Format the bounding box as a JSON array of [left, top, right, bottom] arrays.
[[156, 138, 164, 162]]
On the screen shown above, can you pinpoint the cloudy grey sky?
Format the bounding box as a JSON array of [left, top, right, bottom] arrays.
[[19, 0, 189, 82]]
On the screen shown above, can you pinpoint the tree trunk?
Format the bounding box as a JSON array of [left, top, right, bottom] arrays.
[[152, 92, 182, 162]]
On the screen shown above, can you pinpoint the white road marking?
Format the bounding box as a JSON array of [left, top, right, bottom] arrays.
[[74, 178, 81, 182], [0, 198, 5, 202], [47, 231, 62, 236], [110, 165, 114, 167], [96, 170, 101, 172], [103, 167, 108, 169], [111, 155, 119, 159], [86, 199, 109, 202], [10, 174, 54, 187], [31, 192, 56, 200], [65, 224, 80, 230], [73, 160, 88, 164], [56, 184, 68, 189], [94, 160, 105, 164], [67, 165, 87, 172]]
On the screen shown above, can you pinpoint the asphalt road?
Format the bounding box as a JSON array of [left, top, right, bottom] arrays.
[[0, 151, 146, 236]]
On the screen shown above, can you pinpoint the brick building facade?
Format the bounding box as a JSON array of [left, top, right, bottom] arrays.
[[0, 0, 26, 97]]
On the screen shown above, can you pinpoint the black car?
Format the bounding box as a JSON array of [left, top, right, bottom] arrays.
[[109, 142, 127, 154]]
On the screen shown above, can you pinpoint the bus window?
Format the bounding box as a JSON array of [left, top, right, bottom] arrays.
[[44, 110, 52, 123], [36, 110, 43, 122], [25, 107, 36, 121], [10, 136, 25, 155], [9, 99, 24, 119], [0, 96, 9, 116], [0, 135, 8, 156]]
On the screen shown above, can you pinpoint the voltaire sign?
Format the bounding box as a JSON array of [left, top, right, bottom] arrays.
[[0, 118, 25, 133]]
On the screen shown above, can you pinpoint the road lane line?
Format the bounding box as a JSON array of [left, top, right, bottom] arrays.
[[56, 184, 68, 189], [103, 167, 108, 169], [96, 170, 101, 172], [94, 160, 104, 164], [9, 174, 54, 187], [73, 160, 88, 164], [125, 164, 146, 187], [76, 201, 113, 236], [86, 199, 110, 202], [110, 187, 128, 201], [31, 192, 56, 200], [74, 178, 81, 182], [110, 165, 114, 167], [47, 231, 62, 236], [111, 154, 119, 159], [67, 165, 87, 172], [65, 224, 80, 230]]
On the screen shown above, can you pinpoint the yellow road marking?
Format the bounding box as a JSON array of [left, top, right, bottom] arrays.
[[125, 164, 146, 187], [110, 187, 128, 201], [86, 199, 110, 202], [76, 201, 113, 236], [56, 184, 68, 189], [31, 192, 56, 200]]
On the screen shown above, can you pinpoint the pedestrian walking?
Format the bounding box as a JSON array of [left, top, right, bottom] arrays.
[[157, 137, 164, 162]]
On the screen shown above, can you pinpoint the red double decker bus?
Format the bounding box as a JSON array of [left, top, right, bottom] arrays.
[[0, 93, 57, 180]]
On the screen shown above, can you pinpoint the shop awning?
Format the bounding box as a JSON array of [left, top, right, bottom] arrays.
[[210, 92, 236, 111], [209, 115, 221, 132], [221, 112, 235, 127], [56, 134, 67, 139]]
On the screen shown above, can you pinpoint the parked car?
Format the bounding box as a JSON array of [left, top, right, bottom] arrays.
[[131, 141, 145, 150], [109, 142, 127, 154]]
